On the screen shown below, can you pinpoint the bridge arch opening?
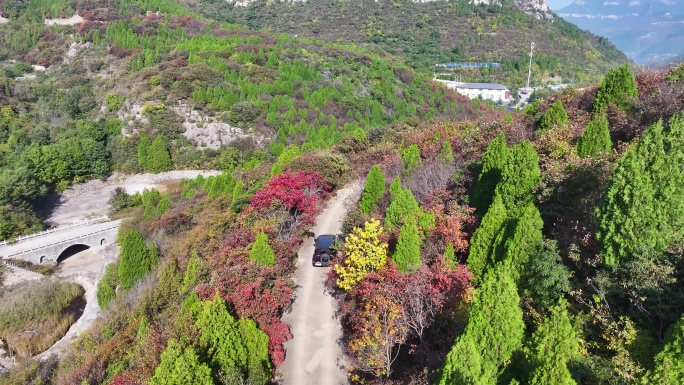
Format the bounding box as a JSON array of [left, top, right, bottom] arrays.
[[57, 244, 91, 264], [100, 238, 106, 246], [40, 256, 47, 264]]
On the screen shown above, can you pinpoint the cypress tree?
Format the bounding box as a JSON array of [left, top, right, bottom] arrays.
[[194, 295, 271, 385], [97, 262, 119, 309], [151, 340, 213, 385], [499, 202, 544, 281], [231, 180, 246, 212], [118, 228, 154, 290], [137, 133, 150, 169], [593, 64, 639, 113], [156, 195, 172, 216], [384, 188, 420, 230], [472, 133, 509, 215], [437, 139, 455, 164], [495, 140, 541, 213], [527, 299, 579, 385], [437, 266, 524, 385], [401, 144, 422, 175], [577, 113, 612, 158], [146, 136, 173, 173], [643, 313, 684, 383], [467, 195, 508, 282], [596, 116, 684, 267], [444, 243, 457, 268], [360, 165, 386, 214], [539, 100, 569, 130], [249, 232, 276, 266], [389, 177, 402, 198], [393, 214, 422, 273]]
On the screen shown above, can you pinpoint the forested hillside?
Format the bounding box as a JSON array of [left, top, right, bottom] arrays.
[[3, 0, 684, 384], [0, 0, 474, 240], [226, 0, 629, 87]]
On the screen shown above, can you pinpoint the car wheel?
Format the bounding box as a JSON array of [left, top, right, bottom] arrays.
[[320, 253, 330, 266]]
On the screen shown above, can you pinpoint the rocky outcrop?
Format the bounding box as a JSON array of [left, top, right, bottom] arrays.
[[514, 0, 554, 19]]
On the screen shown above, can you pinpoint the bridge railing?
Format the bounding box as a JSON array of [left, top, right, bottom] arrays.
[[3, 223, 120, 258], [0, 215, 110, 246]]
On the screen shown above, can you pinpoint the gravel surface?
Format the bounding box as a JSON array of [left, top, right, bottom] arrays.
[[279, 183, 361, 385], [48, 170, 219, 225]]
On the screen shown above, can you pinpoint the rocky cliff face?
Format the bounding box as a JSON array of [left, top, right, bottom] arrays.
[[558, 0, 684, 64], [226, 0, 554, 20]]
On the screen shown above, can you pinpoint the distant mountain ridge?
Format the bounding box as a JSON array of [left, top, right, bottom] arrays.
[[558, 0, 684, 64]]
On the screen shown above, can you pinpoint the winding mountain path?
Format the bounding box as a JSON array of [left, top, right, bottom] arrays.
[[279, 185, 359, 385]]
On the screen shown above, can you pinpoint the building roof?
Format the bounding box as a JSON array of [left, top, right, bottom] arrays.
[[455, 83, 508, 90]]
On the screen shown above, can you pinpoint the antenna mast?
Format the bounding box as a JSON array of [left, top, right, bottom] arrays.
[[526, 41, 535, 89]]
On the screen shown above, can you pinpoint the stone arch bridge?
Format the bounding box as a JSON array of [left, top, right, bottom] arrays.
[[0, 218, 121, 265]]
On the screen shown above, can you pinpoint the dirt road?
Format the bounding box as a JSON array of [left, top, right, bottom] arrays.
[[279, 185, 359, 385]]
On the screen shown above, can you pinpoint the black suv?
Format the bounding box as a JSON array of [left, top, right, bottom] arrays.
[[312, 234, 343, 267]]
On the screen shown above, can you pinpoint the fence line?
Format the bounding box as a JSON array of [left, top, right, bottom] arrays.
[[4, 224, 120, 258], [0, 216, 109, 246]]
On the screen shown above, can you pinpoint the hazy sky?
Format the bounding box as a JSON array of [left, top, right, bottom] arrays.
[[548, 0, 575, 10]]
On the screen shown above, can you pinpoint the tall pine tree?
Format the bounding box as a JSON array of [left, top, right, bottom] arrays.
[[393, 214, 422, 273], [118, 228, 155, 290], [642, 313, 684, 383], [596, 116, 684, 267], [360, 165, 386, 214], [498, 202, 544, 281], [577, 113, 612, 158], [146, 136, 173, 173], [467, 195, 508, 282], [150, 339, 213, 385], [384, 188, 420, 229], [527, 299, 579, 385], [249, 232, 276, 266], [437, 266, 524, 385], [539, 101, 569, 130], [495, 140, 541, 213], [472, 133, 509, 215], [593, 64, 639, 113]]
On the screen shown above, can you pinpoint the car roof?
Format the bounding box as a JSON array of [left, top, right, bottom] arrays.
[[316, 234, 337, 247]]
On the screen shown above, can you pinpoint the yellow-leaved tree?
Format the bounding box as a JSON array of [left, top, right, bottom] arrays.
[[334, 218, 388, 291]]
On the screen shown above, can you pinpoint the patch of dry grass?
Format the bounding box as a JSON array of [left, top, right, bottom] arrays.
[[0, 280, 84, 360]]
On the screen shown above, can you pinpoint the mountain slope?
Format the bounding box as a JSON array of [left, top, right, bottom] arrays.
[[558, 0, 684, 64], [223, 0, 630, 87]]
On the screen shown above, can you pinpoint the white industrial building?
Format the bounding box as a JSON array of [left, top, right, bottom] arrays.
[[434, 79, 511, 103]]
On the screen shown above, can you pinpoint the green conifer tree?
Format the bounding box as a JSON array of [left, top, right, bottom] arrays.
[[437, 267, 524, 385], [527, 299, 579, 385], [194, 295, 271, 385], [437, 139, 455, 164], [499, 203, 544, 281], [401, 144, 422, 175], [472, 133, 509, 215], [393, 214, 422, 273], [360, 165, 386, 214], [384, 188, 420, 229], [642, 313, 684, 383], [539, 101, 569, 130], [137, 133, 150, 169], [577, 113, 613, 158], [156, 195, 172, 216], [444, 243, 457, 268], [593, 64, 639, 113], [249, 232, 276, 266], [596, 116, 684, 267], [467, 195, 508, 282], [118, 228, 154, 290], [231, 180, 246, 212], [97, 262, 119, 309], [146, 136, 173, 173], [389, 177, 402, 198], [150, 339, 213, 385], [495, 141, 541, 213]]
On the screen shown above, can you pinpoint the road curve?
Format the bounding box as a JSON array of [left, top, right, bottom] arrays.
[[279, 185, 357, 385]]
